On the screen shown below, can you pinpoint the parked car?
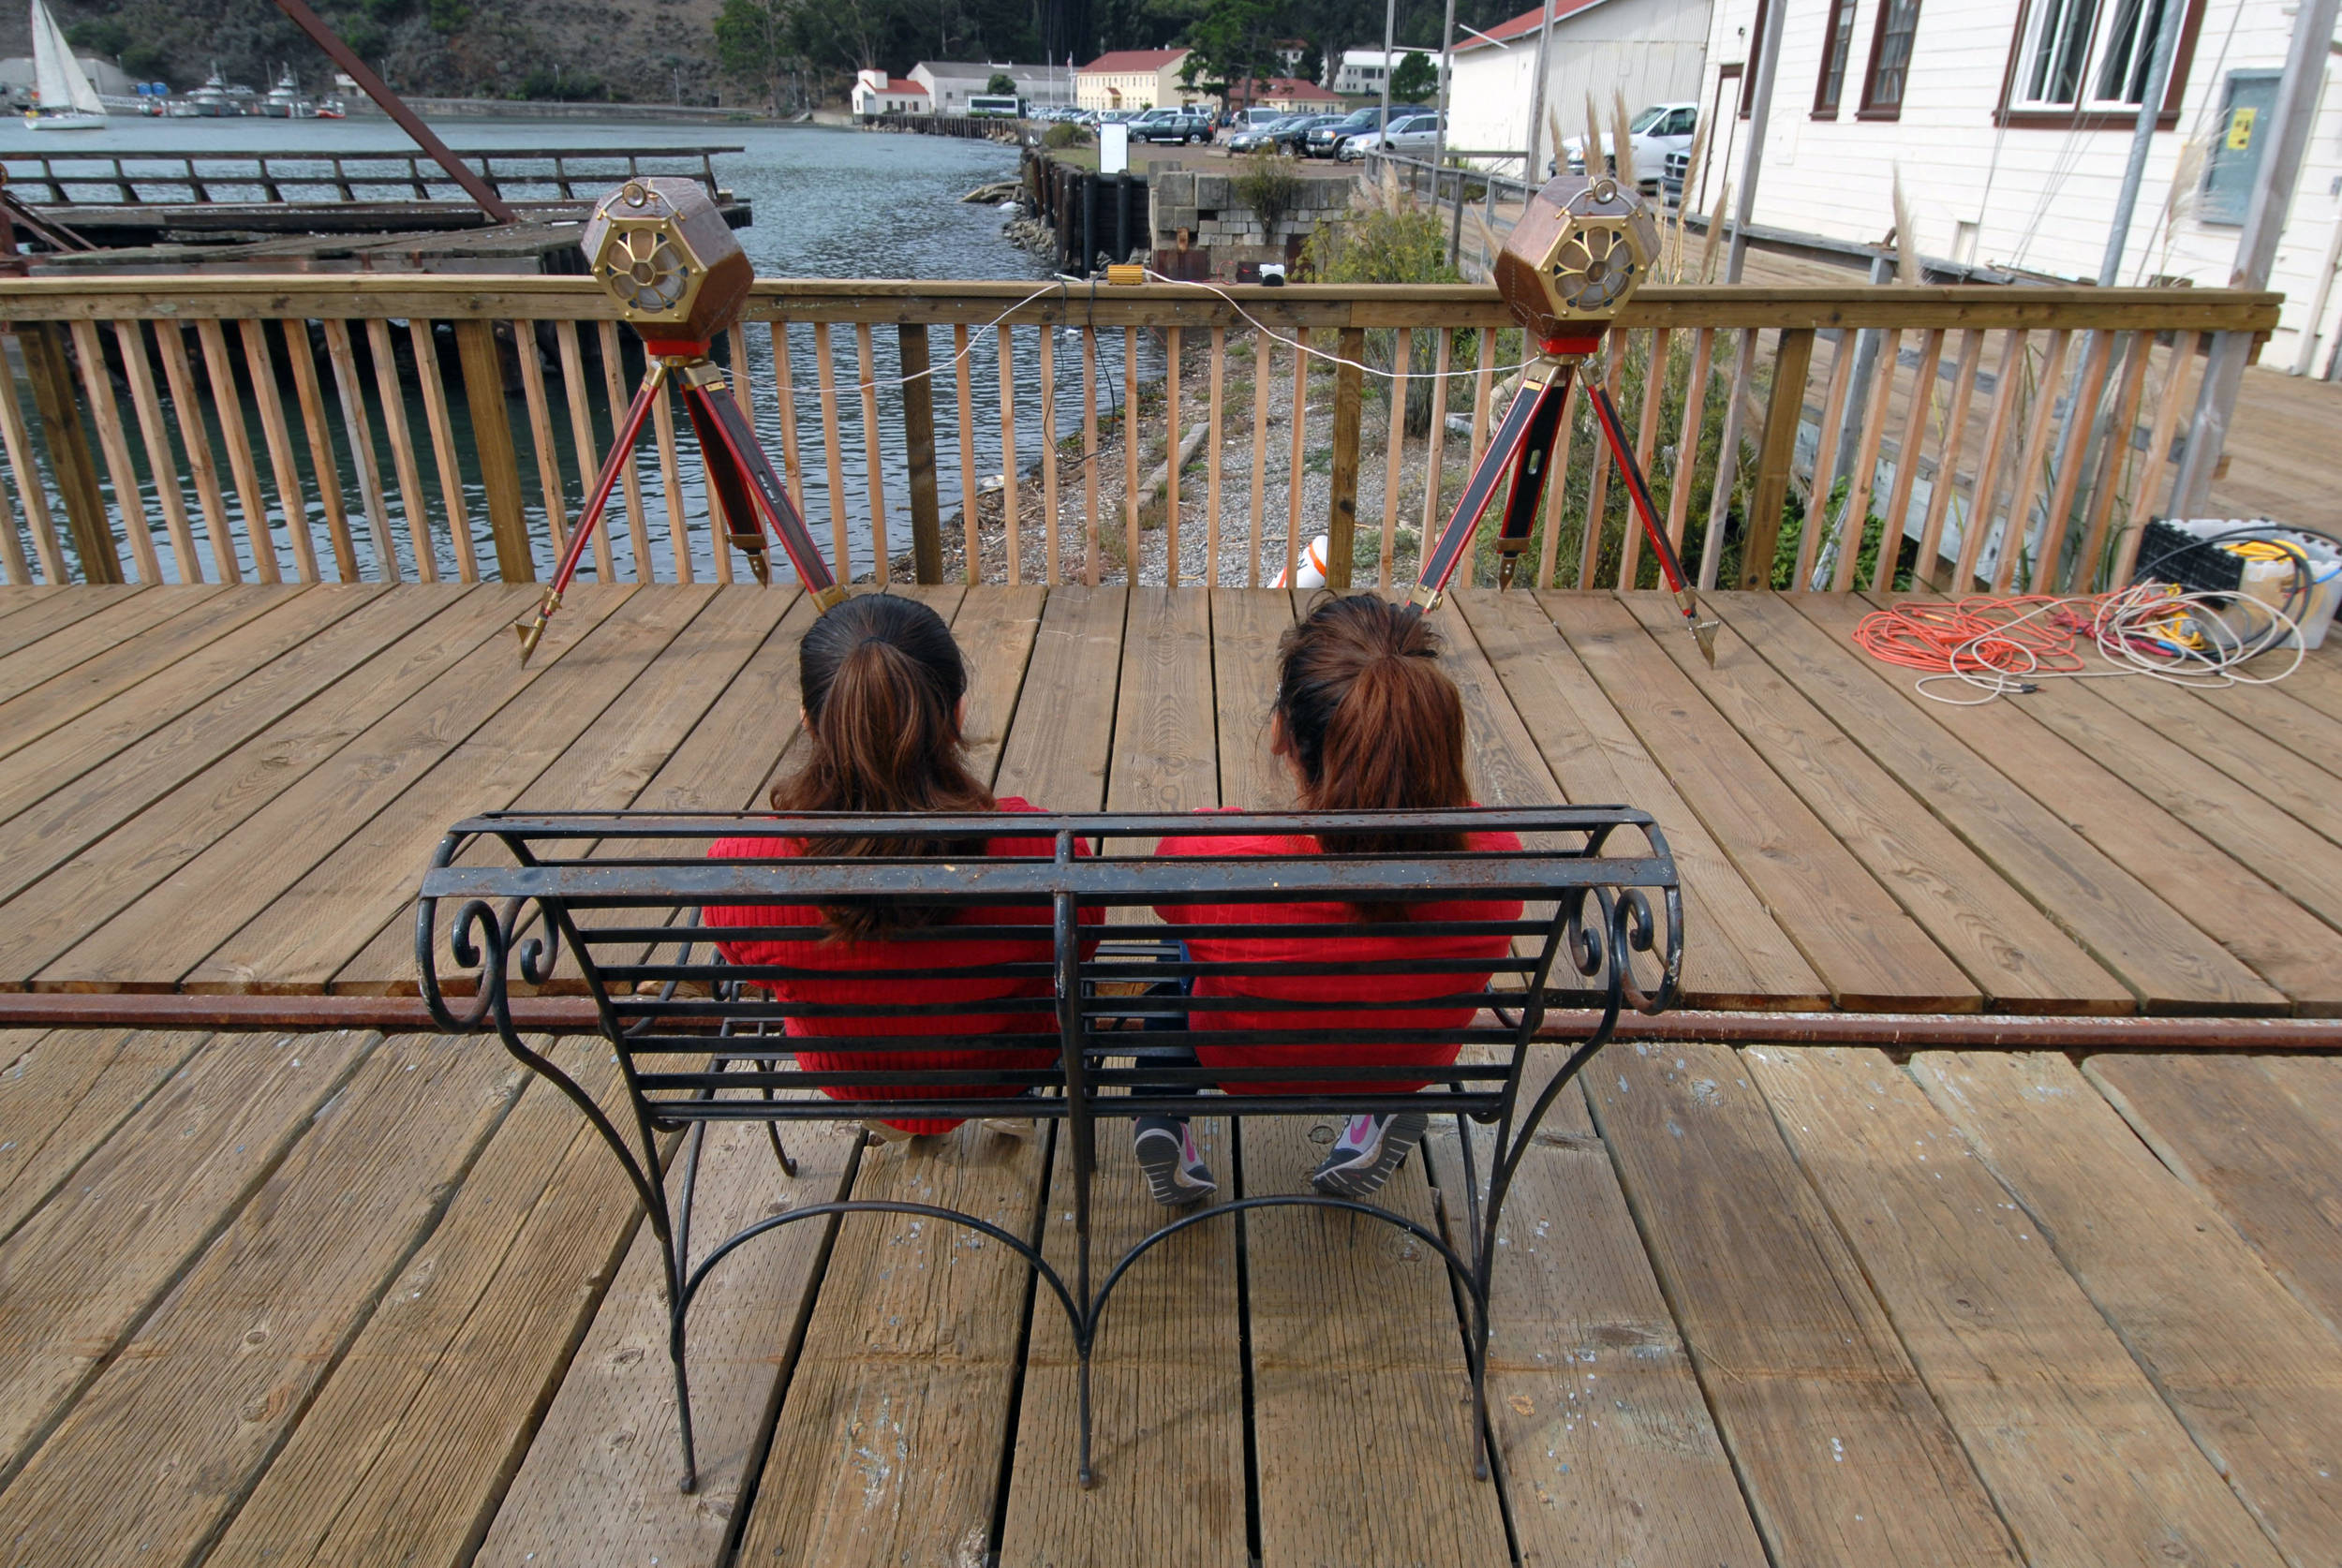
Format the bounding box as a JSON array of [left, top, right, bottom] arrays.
[[1226, 112, 1301, 153], [1560, 102, 1697, 197], [1132, 105, 1215, 143], [1337, 110, 1443, 161], [1304, 104, 1401, 158]]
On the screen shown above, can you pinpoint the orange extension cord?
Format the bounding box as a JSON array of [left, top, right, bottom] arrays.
[[1851, 595, 2102, 679]]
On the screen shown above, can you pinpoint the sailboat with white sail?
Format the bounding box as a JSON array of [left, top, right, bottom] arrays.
[[24, 0, 108, 129]]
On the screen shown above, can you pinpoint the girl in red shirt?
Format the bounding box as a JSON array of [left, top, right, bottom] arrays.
[[1140, 594, 1522, 1206], [703, 594, 1086, 1138]]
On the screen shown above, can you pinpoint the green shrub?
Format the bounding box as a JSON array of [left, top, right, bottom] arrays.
[[1234, 151, 1304, 234], [1044, 122, 1092, 149]]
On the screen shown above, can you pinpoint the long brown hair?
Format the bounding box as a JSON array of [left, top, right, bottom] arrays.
[[1274, 596, 1473, 916], [770, 594, 994, 939]]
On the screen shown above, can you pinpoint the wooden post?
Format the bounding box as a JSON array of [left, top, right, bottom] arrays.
[[454, 318, 533, 582], [19, 322, 119, 584], [898, 322, 942, 584], [1327, 326, 1365, 591], [1735, 326, 1815, 591]]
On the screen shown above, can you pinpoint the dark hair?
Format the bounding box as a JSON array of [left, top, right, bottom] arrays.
[[1275, 595, 1472, 916], [770, 594, 994, 940]]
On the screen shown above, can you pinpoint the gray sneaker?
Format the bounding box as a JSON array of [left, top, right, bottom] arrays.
[[1133, 1116, 1216, 1206], [1311, 1111, 1429, 1199]]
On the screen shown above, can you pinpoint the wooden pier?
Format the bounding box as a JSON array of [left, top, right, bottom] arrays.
[[4, 580, 2342, 1563]]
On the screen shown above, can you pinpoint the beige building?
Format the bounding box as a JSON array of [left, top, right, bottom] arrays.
[[1075, 48, 1193, 111]]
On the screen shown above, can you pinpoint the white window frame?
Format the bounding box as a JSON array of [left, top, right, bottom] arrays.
[[2008, 0, 2175, 113]]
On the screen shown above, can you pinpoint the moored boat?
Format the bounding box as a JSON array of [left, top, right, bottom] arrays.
[[23, 0, 107, 129]]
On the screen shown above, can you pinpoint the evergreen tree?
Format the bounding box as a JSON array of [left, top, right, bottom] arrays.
[[1387, 48, 1434, 101]]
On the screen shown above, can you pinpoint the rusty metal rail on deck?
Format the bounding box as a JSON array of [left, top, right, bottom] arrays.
[[0, 275, 2280, 599]]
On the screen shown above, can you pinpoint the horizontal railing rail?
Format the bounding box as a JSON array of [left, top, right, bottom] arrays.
[[0, 148, 740, 208], [0, 275, 2280, 597]]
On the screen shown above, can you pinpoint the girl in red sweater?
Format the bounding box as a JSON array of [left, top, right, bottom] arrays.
[[703, 594, 1086, 1138], [1138, 595, 1522, 1206]]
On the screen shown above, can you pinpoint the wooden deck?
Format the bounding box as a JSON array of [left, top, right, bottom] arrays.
[[4, 580, 2342, 1014], [6, 582, 2342, 1564]]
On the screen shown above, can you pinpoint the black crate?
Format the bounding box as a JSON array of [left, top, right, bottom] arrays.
[[2131, 518, 2245, 594]]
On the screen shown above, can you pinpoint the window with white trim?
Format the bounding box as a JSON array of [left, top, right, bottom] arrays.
[[2009, 0, 2177, 112]]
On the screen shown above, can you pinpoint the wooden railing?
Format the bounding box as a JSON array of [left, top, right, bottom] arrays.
[[0, 147, 739, 207], [0, 276, 2280, 595]]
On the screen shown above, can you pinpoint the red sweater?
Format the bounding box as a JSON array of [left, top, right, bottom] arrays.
[[1152, 815, 1524, 1094], [704, 798, 1094, 1133]]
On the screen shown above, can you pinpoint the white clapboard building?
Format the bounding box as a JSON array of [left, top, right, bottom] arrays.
[[1685, 0, 2342, 371], [1445, 0, 1715, 170]]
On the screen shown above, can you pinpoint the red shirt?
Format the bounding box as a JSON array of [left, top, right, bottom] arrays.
[[704, 798, 1095, 1133], [1152, 813, 1524, 1094]]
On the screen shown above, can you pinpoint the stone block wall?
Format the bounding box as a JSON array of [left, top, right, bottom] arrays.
[[1150, 169, 1358, 275]]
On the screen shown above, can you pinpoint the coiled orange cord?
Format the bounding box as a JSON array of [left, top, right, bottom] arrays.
[[1852, 595, 2098, 677]]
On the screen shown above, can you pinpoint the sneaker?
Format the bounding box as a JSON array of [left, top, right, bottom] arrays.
[[1311, 1111, 1429, 1199], [1133, 1116, 1216, 1206]]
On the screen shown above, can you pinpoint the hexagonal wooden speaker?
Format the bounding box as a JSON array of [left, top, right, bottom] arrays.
[[581, 177, 753, 349], [1492, 173, 1661, 350]]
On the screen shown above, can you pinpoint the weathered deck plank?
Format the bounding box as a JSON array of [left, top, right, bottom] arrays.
[[0, 1028, 206, 1242], [0, 583, 153, 664], [1588, 1042, 2022, 1567], [1749, 1044, 2289, 1568], [1913, 1051, 2342, 1565]]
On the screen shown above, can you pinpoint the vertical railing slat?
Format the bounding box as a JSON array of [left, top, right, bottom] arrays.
[[1991, 329, 2074, 594], [1206, 326, 1224, 588], [998, 322, 1020, 586], [1248, 330, 1270, 589], [899, 323, 941, 585], [19, 324, 115, 584], [321, 318, 396, 581], [854, 321, 889, 586], [118, 319, 206, 582], [156, 320, 241, 584], [1126, 325, 1142, 583], [813, 322, 850, 584], [1040, 324, 1060, 586], [769, 319, 807, 523], [1793, 329, 1858, 592], [1418, 330, 1451, 579], [1663, 327, 1713, 570], [1579, 337, 1623, 592], [597, 320, 653, 580], [1828, 328, 1902, 594], [0, 352, 64, 584], [1382, 327, 1409, 591], [409, 319, 479, 583], [1542, 376, 1580, 590], [240, 319, 319, 584], [1164, 324, 1181, 587], [194, 318, 277, 584], [954, 322, 979, 584], [67, 318, 160, 584], [514, 322, 569, 555], [364, 318, 434, 582], [1698, 329, 1756, 591], [2032, 328, 2113, 594], [1912, 329, 1985, 588], [648, 370, 691, 584], [556, 321, 615, 582], [1740, 329, 1819, 591], [1082, 329, 1101, 586], [2074, 332, 2152, 592], [1284, 334, 1307, 586], [454, 318, 529, 584], [1952, 330, 2031, 593], [1871, 328, 1946, 593], [0, 458, 29, 584]]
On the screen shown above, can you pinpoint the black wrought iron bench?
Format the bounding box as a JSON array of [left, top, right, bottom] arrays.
[[415, 806, 1681, 1493]]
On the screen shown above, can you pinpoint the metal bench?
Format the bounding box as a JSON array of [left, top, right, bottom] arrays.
[[415, 806, 1682, 1491]]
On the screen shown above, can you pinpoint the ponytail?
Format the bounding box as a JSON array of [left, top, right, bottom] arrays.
[[1275, 596, 1474, 917], [771, 595, 994, 939]]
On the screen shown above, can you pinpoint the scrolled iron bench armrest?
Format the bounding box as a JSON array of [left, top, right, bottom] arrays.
[[412, 806, 1681, 1493]]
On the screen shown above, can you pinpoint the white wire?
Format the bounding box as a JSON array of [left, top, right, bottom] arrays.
[[1909, 582, 2307, 705], [826, 275, 1079, 396], [1138, 268, 1542, 381]]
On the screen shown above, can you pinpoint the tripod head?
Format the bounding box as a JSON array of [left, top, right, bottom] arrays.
[[583, 177, 754, 358], [1492, 172, 1661, 360]]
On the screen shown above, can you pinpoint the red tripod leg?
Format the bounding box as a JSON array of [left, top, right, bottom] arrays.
[[1589, 382, 1719, 663], [687, 369, 843, 609], [679, 381, 773, 585], [515, 367, 664, 661], [1410, 361, 1572, 612]]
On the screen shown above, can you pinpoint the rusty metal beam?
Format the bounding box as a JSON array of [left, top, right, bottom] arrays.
[[267, 0, 520, 225], [5, 993, 2341, 1054]]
